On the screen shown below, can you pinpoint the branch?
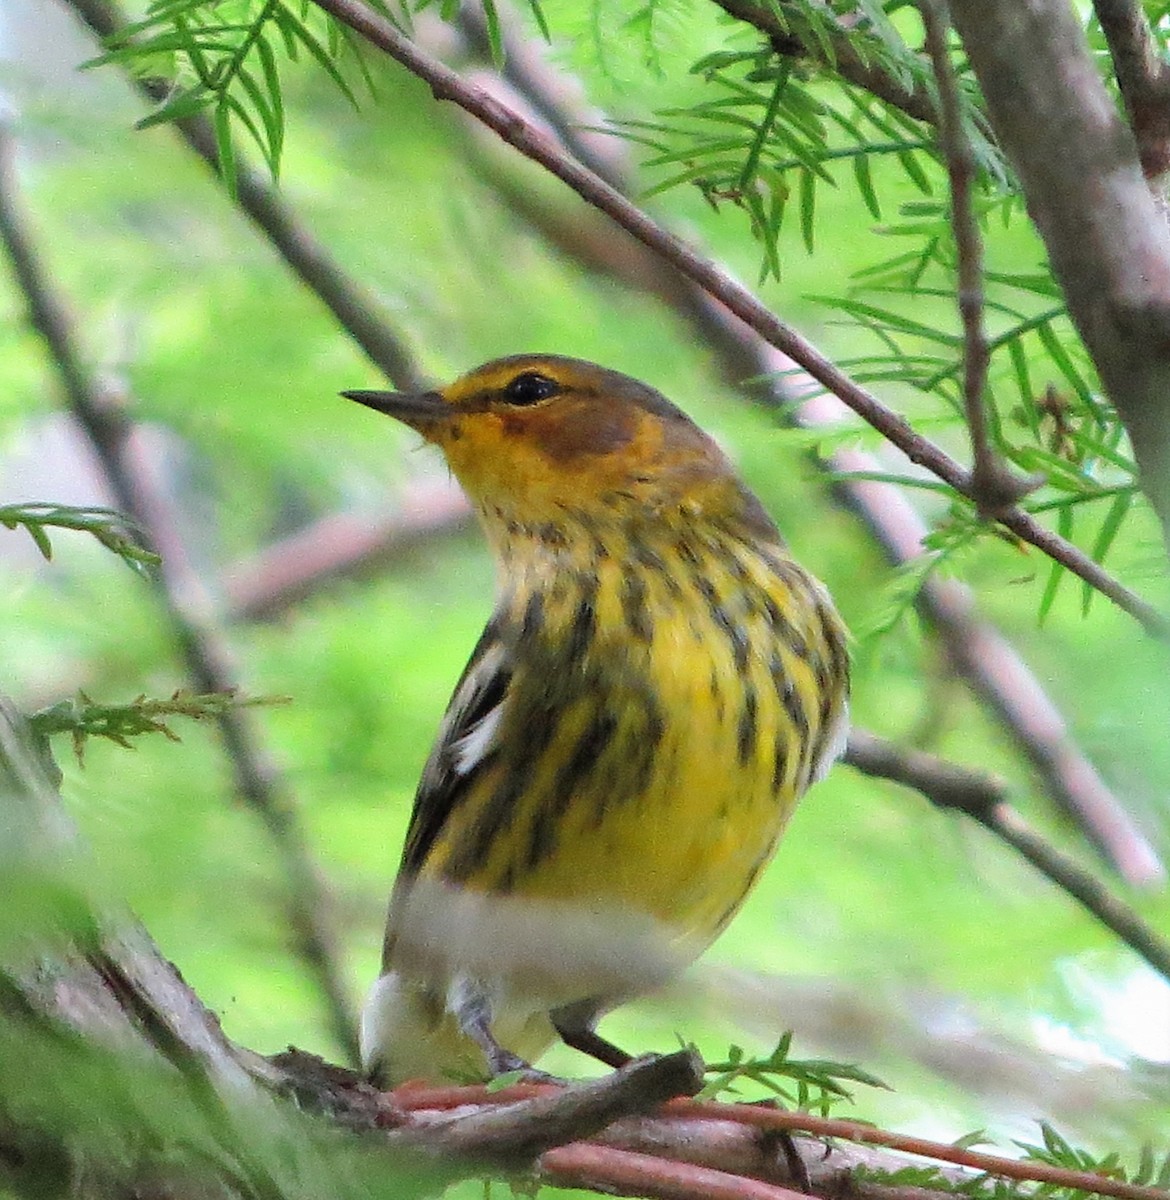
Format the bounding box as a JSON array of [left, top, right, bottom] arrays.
[[306, 0, 1169, 638], [222, 480, 472, 621], [539, 1142, 808, 1200], [391, 1052, 704, 1161], [1092, 0, 1170, 178], [676, 1101, 1170, 1200], [0, 124, 361, 1066], [706, 0, 938, 127], [921, 0, 1036, 514], [389, 1077, 1170, 1200], [949, 0, 1170, 546], [844, 730, 1170, 984]]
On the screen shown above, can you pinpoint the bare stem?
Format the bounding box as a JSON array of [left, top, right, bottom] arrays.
[[845, 730, 1170, 983], [921, 0, 1035, 514]]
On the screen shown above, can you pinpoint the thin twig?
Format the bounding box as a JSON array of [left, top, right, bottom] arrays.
[[0, 126, 361, 1066], [675, 1101, 1170, 1200], [305, 0, 1169, 639], [844, 730, 1170, 983], [707, 0, 938, 127], [921, 0, 1034, 514], [1092, 0, 1170, 178]]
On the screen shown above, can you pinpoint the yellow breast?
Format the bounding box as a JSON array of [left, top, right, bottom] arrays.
[[417, 515, 848, 953]]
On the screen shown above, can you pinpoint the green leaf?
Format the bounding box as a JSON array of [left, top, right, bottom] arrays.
[[1038, 502, 1075, 622], [26, 521, 53, 561], [737, 65, 790, 193], [523, 0, 551, 42], [1082, 489, 1134, 614], [1036, 320, 1099, 417], [811, 296, 962, 345], [799, 166, 816, 253], [273, 6, 359, 109], [135, 84, 214, 129], [852, 151, 881, 219], [480, 0, 504, 67], [213, 95, 238, 198], [255, 33, 285, 171]]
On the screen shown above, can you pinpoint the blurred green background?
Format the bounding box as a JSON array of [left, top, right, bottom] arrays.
[[2, 0, 1169, 1182]]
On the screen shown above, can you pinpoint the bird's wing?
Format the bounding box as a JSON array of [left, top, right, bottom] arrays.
[[397, 620, 513, 876]]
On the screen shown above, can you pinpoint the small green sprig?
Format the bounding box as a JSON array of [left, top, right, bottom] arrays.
[[699, 1033, 889, 1114], [1017, 1124, 1170, 1192], [0, 501, 159, 576], [31, 689, 290, 764]]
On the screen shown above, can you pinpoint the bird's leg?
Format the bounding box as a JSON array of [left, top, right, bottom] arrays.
[[551, 999, 633, 1069], [450, 979, 546, 1078]]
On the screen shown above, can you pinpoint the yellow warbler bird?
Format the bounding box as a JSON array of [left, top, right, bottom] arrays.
[[344, 355, 849, 1085]]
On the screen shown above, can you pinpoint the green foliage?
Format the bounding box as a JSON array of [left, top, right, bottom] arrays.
[[87, 0, 367, 185], [31, 689, 289, 763], [699, 1033, 889, 1113], [0, 501, 158, 575], [614, 50, 940, 274]]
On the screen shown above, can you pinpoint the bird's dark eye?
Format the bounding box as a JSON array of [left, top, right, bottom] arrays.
[[503, 372, 560, 406]]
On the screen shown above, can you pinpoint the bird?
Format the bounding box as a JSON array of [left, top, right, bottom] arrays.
[[343, 354, 849, 1086]]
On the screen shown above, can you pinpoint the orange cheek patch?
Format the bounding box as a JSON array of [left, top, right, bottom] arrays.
[[525, 401, 639, 464]]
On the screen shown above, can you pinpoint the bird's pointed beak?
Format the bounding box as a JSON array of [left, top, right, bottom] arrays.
[[341, 388, 449, 431]]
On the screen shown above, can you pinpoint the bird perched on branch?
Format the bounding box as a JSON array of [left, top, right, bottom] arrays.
[[344, 355, 849, 1085]]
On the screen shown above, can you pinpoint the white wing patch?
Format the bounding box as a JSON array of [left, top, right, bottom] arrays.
[[809, 700, 849, 786], [451, 700, 505, 776]]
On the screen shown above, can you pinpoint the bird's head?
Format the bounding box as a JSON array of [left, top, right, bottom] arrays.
[[344, 355, 776, 537]]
